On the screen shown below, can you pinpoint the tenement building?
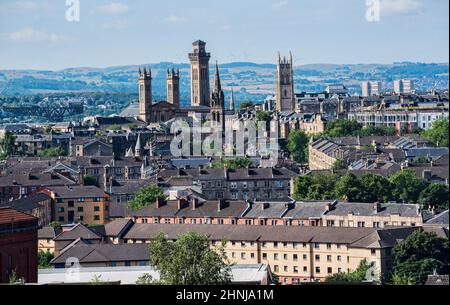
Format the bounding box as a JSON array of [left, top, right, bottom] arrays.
[[121, 223, 418, 284]]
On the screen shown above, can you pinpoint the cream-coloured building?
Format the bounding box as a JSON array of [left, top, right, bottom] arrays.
[[121, 223, 417, 284]]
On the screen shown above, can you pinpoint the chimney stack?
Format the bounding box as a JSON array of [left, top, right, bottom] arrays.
[[262, 202, 270, 210], [192, 197, 199, 210], [177, 198, 187, 211], [373, 202, 381, 214]]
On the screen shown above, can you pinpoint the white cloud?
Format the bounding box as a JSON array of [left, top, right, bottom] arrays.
[[166, 15, 189, 23], [7, 28, 67, 43], [272, 1, 288, 9], [102, 20, 129, 30], [380, 0, 422, 16], [96, 3, 130, 15], [0, 0, 37, 12]]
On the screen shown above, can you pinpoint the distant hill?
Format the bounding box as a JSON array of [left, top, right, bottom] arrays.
[[0, 62, 448, 98]]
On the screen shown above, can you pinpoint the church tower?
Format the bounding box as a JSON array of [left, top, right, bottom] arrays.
[[189, 40, 211, 107], [210, 62, 225, 131], [138, 67, 152, 123], [276, 52, 295, 112], [167, 68, 180, 109]]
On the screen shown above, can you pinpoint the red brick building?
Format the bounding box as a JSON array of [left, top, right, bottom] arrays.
[[0, 207, 39, 283]]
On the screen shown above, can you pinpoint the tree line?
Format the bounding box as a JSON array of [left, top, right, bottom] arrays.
[[293, 170, 449, 210]]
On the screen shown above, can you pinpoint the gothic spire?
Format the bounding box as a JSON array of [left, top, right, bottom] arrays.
[[213, 61, 221, 94]]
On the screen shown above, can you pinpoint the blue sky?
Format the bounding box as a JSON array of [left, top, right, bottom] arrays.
[[0, 0, 448, 70]]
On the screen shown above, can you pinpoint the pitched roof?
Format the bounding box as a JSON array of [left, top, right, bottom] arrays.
[[47, 185, 106, 198], [0, 207, 38, 225], [54, 223, 103, 241], [51, 243, 150, 264], [324, 202, 421, 218], [5, 193, 51, 212], [38, 226, 61, 239], [104, 218, 134, 237], [425, 210, 449, 226]]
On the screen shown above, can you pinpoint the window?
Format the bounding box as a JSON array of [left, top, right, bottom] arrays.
[[314, 243, 320, 249], [326, 220, 335, 227], [327, 267, 333, 274], [274, 265, 279, 272], [373, 222, 381, 228], [315, 255, 320, 262], [77, 198, 85, 202], [315, 267, 321, 274], [271, 220, 277, 226], [250, 253, 255, 259], [274, 242, 278, 248], [293, 266, 299, 273], [58, 207, 64, 213], [241, 253, 246, 259], [357, 221, 366, 228], [303, 266, 308, 272], [303, 254, 307, 260], [283, 254, 288, 260], [274, 253, 279, 260], [58, 216, 64, 222], [371, 249, 377, 256], [94, 206, 100, 212], [327, 255, 332, 262], [337, 255, 342, 262], [68, 201, 74, 208], [94, 215, 100, 221], [327, 243, 332, 250], [293, 254, 298, 261], [283, 266, 288, 272], [262, 253, 267, 260], [125, 261, 131, 267]]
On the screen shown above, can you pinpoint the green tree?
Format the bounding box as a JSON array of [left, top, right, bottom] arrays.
[[293, 172, 339, 200], [38, 250, 54, 269], [325, 259, 375, 283], [292, 175, 313, 201], [1, 131, 16, 157], [389, 170, 428, 203], [422, 119, 449, 147], [83, 175, 98, 186], [324, 120, 362, 137], [332, 159, 347, 170], [359, 173, 393, 203], [211, 157, 252, 170], [359, 126, 397, 137], [418, 183, 449, 210], [39, 147, 65, 157], [48, 221, 62, 230], [239, 101, 253, 110], [149, 231, 233, 285], [334, 173, 362, 202], [391, 229, 449, 285], [135, 273, 158, 285], [127, 184, 166, 211], [287, 129, 309, 164]]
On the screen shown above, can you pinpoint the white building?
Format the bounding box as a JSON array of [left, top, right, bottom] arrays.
[[394, 80, 414, 94], [362, 81, 382, 97]]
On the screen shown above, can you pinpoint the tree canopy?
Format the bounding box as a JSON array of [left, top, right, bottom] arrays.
[[325, 259, 376, 283], [391, 229, 449, 285], [286, 129, 309, 164], [0, 131, 16, 158], [149, 231, 232, 285], [389, 170, 429, 204], [211, 157, 252, 170], [422, 119, 449, 147], [126, 184, 166, 211], [418, 183, 449, 210]]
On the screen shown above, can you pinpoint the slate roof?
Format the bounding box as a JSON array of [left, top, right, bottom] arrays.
[[38, 226, 61, 239], [284, 201, 332, 219], [122, 223, 416, 248], [51, 243, 149, 265], [47, 185, 106, 198], [425, 210, 449, 226], [0, 207, 38, 225], [54, 223, 103, 241], [324, 202, 420, 217], [3, 193, 51, 212], [104, 218, 134, 237]]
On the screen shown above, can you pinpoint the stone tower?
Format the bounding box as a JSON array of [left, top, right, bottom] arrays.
[[189, 40, 211, 107], [138, 67, 152, 123], [167, 68, 180, 109], [276, 52, 295, 112], [210, 62, 225, 131]]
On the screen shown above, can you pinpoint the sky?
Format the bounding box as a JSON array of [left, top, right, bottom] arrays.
[[0, 0, 448, 70]]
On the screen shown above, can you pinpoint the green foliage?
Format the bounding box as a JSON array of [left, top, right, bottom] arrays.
[[107, 124, 122, 131], [239, 101, 254, 110], [422, 119, 449, 147], [48, 221, 62, 230], [211, 157, 252, 170], [389, 170, 429, 203], [359, 125, 397, 137], [149, 231, 233, 285], [39, 146, 65, 157], [1, 131, 16, 157], [332, 159, 347, 170], [44, 126, 53, 134], [38, 250, 54, 269], [358, 173, 392, 203], [324, 120, 398, 137], [287, 129, 309, 164], [324, 120, 362, 137], [126, 184, 166, 211], [83, 175, 98, 186], [90, 275, 104, 285], [418, 183, 449, 210], [325, 259, 375, 283], [135, 273, 159, 285], [391, 229, 449, 285], [9, 270, 25, 285], [334, 173, 362, 202], [293, 172, 339, 201]]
